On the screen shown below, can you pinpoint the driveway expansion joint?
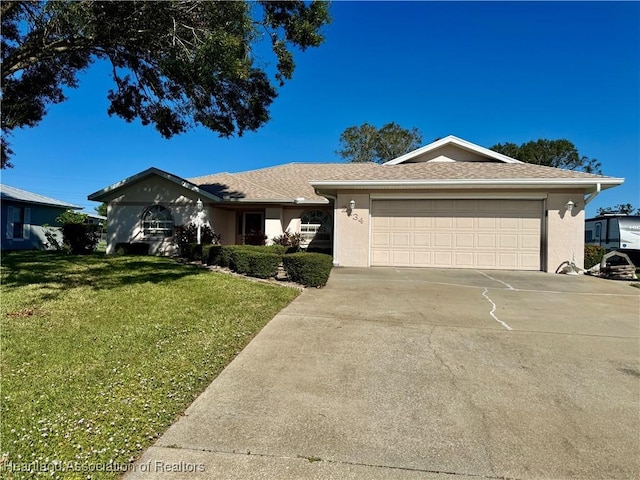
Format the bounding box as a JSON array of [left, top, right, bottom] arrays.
[[151, 445, 521, 480]]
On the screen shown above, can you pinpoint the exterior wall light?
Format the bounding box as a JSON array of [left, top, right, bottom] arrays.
[[349, 199, 356, 210], [565, 199, 575, 213]]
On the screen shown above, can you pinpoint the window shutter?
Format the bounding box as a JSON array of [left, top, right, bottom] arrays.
[[24, 208, 31, 239], [6, 206, 14, 239]]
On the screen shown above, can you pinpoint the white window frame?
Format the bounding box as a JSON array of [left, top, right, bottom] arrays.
[[300, 210, 332, 248], [142, 205, 174, 238]]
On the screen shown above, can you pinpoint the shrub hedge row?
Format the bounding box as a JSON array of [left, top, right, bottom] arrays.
[[191, 243, 332, 287]]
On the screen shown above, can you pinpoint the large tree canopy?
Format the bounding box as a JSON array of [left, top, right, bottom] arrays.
[[336, 122, 423, 164], [1, 0, 330, 168], [491, 139, 602, 174]]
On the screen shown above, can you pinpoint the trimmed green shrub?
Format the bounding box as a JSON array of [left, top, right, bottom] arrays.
[[61, 223, 101, 254], [114, 243, 151, 255], [218, 246, 233, 268], [283, 252, 333, 287], [264, 244, 286, 256], [203, 245, 223, 265], [230, 249, 251, 274], [215, 245, 285, 267], [216, 245, 249, 268], [585, 244, 605, 269], [212, 245, 283, 279], [182, 243, 203, 261], [247, 252, 281, 279]]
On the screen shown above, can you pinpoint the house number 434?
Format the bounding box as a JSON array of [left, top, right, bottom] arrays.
[[342, 207, 364, 223]]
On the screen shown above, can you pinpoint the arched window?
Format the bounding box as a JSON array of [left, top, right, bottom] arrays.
[[300, 210, 332, 248], [142, 205, 174, 237]]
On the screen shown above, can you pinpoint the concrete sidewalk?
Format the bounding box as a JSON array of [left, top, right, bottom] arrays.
[[124, 268, 640, 479]]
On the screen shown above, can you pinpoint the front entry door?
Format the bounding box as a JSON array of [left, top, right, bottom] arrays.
[[242, 212, 264, 244]]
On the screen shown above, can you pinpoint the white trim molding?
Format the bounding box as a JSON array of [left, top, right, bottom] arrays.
[[383, 135, 523, 165]]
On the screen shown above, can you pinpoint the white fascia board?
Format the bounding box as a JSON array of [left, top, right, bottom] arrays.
[[310, 177, 624, 190], [383, 135, 522, 165], [88, 167, 222, 202]]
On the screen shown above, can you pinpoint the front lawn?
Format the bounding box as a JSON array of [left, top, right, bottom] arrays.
[[0, 252, 299, 479]]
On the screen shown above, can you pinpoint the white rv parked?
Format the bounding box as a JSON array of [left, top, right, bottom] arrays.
[[585, 215, 640, 263]]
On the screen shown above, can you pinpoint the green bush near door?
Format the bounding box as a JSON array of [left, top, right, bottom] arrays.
[[283, 252, 333, 287]]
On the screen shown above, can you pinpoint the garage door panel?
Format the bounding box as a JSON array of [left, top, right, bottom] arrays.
[[476, 252, 497, 268], [433, 251, 453, 266], [414, 217, 432, 228], [455, 233, 474, 248], [371, 250, 391, 265], [498, 253, 519, 268], [371, 199, 542, 270], [499, 217, 518, 229], [434, 217, 454, 228], [521, 234, 539, 249], [434, 233, 453, 247], [520, 254, 540, 269], [455, 217, 474, 229], [412, 251, 431, 266], [371, 216, 390, 228], [414, 233, 430, 247], [499, 234, 518, 249], [477, 234, 496, 248], [391, 250, 411, 265], [521, 217, 541, 229], [455, 252, 474, 266], [371, 232, 390, 247], [392, 232, 410, 247], [477, 217, 496, 229], [393, 217, 411, 228]]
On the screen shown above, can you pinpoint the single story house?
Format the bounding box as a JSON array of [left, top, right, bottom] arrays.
[[88, 136, 623, 272], [1, 184, 82, 250]]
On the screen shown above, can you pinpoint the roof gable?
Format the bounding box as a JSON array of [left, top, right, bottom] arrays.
[[88, 167, 222, 203], [383, 135, 523, 165]]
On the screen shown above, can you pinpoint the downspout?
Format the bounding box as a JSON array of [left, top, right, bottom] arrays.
[[584, 182, 601, 206], [316, 190, 339, 267]]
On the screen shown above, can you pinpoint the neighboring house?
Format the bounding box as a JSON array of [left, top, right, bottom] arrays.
[[85, 212, 107, 226], [1, 184, 81, 251], [88, 136, 623, 272]]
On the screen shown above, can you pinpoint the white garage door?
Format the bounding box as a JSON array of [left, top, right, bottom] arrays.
[[371, 199, 542, 270]]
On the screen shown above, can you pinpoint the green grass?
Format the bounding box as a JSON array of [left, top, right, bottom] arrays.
[[0, 251, 299, 479]]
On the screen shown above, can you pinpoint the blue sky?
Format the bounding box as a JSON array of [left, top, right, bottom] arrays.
[[2, 1, 638, 217]]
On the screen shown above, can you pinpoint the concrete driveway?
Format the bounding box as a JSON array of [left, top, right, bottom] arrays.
[[125, 268, 640, 479]]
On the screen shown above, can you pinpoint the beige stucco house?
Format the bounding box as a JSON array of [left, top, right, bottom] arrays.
[[88, 136, 623, 272]]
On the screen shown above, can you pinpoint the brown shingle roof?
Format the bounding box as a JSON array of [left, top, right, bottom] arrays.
[[189, 163, 379, 202], [188, 162, 616, 202], [313, 162, 609, 181]]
